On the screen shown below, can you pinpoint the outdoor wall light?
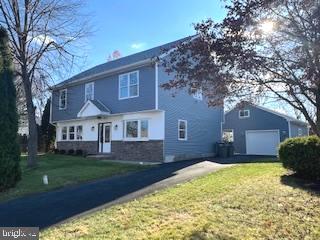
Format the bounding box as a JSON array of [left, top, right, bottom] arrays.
[[91, 126, 95, 131], [114, 124, 118, 130]]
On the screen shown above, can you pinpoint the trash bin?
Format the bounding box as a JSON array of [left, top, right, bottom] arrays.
[[226, 143, 234, 157], [217, 142, 228, 158]]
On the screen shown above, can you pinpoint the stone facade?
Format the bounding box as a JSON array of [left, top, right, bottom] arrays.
[[57, 140, 164, 162], [111, 140, 163, 162], [57, 141, 98, 155]]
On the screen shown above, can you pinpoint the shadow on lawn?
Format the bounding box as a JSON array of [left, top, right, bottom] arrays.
[[281, 174, 320, 195], [187, 230, 237, 240], [210, 155, 278, 164]]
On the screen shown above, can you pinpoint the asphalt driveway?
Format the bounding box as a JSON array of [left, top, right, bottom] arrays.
[[0, 156, 270, 229]]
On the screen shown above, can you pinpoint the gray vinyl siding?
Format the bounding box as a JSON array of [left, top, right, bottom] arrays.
[[158, 65, 223, 159], [51, 65, 156, 122], [223, 105, 289, 154], [290, 122, 309, 137]]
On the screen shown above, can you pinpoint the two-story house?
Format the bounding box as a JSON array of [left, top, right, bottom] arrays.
[[50, 38, 224, 162]]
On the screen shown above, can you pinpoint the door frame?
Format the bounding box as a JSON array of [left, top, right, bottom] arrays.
[[98, 122, 112, 153], [245, 129, 280, 155]]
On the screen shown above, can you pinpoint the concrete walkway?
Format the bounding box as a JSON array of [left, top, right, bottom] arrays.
[[0, 158, 234, 229]]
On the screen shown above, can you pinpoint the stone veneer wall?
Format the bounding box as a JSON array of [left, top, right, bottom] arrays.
[[111, 140, 163, 162], [57, 141, 98, 155]]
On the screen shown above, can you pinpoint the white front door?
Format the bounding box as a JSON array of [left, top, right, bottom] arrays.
[[99, 123, 111, 153], [246, 130, 280, 156]]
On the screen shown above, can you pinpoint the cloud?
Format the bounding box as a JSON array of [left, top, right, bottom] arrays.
[[33, 34, 55, 45], [130, 42, 146, 49]]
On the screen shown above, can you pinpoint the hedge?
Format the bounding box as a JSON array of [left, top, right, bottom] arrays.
[[279, 136, 320, 180]]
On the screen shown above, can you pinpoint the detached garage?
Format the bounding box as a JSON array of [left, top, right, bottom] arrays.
[[223, 102, 309, 156]]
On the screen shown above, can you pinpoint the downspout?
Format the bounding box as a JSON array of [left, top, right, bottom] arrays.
[[287, 120, 291, 138]]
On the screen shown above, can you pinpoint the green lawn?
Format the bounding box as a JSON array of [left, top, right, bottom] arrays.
[[42, 162, 320, 240], [0, 154, 148, 203]]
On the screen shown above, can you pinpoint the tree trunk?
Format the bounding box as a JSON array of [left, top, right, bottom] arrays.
[[23, 75, 38, 168], [315, 90, 320, 136]]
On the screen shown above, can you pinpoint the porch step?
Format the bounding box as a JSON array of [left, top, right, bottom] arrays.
[[87, 154, 115, 160]]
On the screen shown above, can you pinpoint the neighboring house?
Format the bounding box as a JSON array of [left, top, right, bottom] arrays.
[[223, 103, 309, 156], [50, 38, 224, 162]]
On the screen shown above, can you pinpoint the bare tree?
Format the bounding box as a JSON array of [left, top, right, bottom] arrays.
[[0, 0, 90, 167], [161, 0, 320, 135]]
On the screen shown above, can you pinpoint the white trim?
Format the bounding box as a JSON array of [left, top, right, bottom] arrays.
[[59, 89, 67, 110], [245, 129, 280, 155], [178, 119, 188, 141], [77, 100, 110, 118], [52, 109, 164, 124], [49, 93, 53, 124], [53, 59, 151, 90], [118, 70, 139, 100], [84, 82, 95, 102], [155, 62, 159, 110], [239, 109, 250, 119], [123, 119, 149, 141]]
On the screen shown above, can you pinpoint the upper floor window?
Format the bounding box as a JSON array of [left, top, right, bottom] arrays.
[[239, 109, 250, 119], [119, 71, 139, 99], [59, 89, 67, 110], [85, 82, 94, 102], [178, 120, 187, 140], [124, 119, 148, 140]]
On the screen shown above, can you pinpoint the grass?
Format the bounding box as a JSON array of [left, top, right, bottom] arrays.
[[0, 154, 149, 203], [42, 162, 320, 240]]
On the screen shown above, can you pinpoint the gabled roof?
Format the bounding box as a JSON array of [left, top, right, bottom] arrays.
[[52, 36, 193, 89], [77, 100, 111, 118], [226, 102, 308, 126]]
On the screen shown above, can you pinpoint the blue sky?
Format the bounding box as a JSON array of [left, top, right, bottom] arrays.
[[83, 0, 226, 68]]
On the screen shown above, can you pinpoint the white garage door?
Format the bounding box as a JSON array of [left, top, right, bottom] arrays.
[[246, 130, 280, 156]]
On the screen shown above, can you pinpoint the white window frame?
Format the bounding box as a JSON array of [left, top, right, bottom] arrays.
[[123, 119, 149, 141], [178, 119, 188, 141], [61, 126, 68, 141], [76, 125, 83, 140], [239, 109, 250, 119], [59, 89, 67, 110], [84, 82, 94, 102], [298, 128, 303, 136], [118, 71, 139, 100], [69, 126, 75, 140]]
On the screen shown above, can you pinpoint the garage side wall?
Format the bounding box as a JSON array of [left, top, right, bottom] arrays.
[[290, 122, 309, 137], [223, 105, 289, 154]]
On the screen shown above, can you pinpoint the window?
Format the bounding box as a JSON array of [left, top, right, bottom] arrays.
[[124, 119, 148, 140], [61, 127, 67, 140], [223, 129, 234, 142], [85, 82, 94, 102], [69, 126, 75, 140], [178, 120, 187, 140], [298, 128, 303, 136], [141, 120, 148, 138], [239, 109, 250, 118], [59, 89, 67, 109], [119, 71, 139, 99], [192, 89, 203, 101], [76, 126, 83, 140]]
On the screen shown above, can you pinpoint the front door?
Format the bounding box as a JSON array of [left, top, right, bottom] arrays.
[[99, 123, 111, 153]]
